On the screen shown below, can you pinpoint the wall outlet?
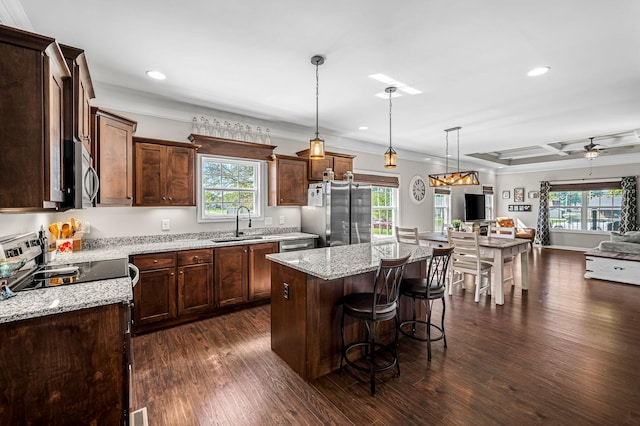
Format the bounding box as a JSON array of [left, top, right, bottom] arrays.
[[264, 217, 273, 226], [283, 282, 290, 299], [161, 218, 170, 231], [279, 216, 285, 225]]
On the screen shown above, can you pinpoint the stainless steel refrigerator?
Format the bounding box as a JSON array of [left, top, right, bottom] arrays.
[[301, 181, 372, 247]]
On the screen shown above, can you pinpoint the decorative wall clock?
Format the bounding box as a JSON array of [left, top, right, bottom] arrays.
[[409, 175, 427, 204]]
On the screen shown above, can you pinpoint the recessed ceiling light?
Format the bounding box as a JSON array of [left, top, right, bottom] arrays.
[[527, 66, 550, 77], [359, 126, 369, 130], [146, 70, 166, 80]]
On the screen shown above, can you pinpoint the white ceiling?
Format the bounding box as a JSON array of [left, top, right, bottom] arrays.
[[7, 0, 640, 171]]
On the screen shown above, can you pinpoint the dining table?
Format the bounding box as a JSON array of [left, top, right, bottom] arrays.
[[418, 232, 530, 305]]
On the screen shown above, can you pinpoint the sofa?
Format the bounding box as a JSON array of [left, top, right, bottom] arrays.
[[495, 217, 536, 247], [585, 231, 640, 285]]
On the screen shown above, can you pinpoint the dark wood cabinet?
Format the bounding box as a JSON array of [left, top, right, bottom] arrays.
[[296, 149, 355, 181], [92, 108, 137, 206], [132, 252, 177, 327], [0, 303, 130, 425], [249, 242, 279, 300], [0, 25, 71, 211], [178, 249, 214, 316], [60, 44, 95, 154], [134, 137, 196, 206], [215, 245, 249, 307], [268, 154, 308, 206]]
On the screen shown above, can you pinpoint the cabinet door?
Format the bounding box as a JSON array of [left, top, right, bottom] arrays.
[[308, 155, 333, 180], [133, 267, 177, 325], [332, 156, 352, 180], [135, 142, 165, 205], [44, 55, 66, 204], [249, 242, 279, 300], [166, 145, 194, 205], [96, 113, 135, 206], [276, 157, 308, 206], [215, 245, 248, 307], [178, 263, 214, 315]]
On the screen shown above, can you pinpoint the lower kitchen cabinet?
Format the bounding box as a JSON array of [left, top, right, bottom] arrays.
[[132, 252, 177, 327], [249, 242, 279, 300], [132, 249, 214, 333], [216, 242, 279, 306], [178, 249, 214, 315], [0, 303, 130, 425]]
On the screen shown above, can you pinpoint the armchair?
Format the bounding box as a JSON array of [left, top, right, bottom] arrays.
[[496, 217, 536, 247]]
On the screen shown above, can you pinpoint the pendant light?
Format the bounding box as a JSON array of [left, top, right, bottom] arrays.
[[384, 86, 397, 168], [309, 55, 326, 160], [428, 126, 479, 186]]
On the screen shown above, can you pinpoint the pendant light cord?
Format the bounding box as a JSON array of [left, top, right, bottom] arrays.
[[457, 127, 460, 173], [388, 90, 392, 150], [315, 63, 320, 138], [445, 130, 449, 173]]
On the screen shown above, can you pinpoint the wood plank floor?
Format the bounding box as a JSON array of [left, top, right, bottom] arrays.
[[131, 248, 640, 425]]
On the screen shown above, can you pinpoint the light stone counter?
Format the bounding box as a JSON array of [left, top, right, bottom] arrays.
[[1, 232, 317, 323], [266, 241, 432, 280]]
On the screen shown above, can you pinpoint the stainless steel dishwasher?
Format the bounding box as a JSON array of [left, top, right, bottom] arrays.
[[278, 238, 316, 253]]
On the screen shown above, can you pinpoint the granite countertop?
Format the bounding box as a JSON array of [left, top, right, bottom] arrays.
[[1, 232, 317, 324], [266, 241, 432, 280]]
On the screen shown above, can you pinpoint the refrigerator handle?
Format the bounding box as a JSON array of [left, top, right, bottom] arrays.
[[353, 222, 361, 244]]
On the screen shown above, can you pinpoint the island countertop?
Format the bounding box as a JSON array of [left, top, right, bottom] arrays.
[[266, 241, 432, 281]]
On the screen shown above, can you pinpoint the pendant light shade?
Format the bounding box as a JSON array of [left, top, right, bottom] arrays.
[[309, 55, 325, 160], [384, 86, 397, 168], [428, 127, 480, 186]]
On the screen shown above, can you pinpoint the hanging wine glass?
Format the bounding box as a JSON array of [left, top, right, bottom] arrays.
[[222, 121, 231, 139], [199, 116, 207, 135], [255, 126, 263, 143], [265, 128, 272, 144], [213, 119, 221, 137], [245, 125, 253, 142]]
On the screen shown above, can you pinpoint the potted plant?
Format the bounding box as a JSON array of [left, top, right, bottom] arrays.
[[451, 219, 461, 231]]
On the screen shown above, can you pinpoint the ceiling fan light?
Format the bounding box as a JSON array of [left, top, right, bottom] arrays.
[[584, 150, 599, 160]]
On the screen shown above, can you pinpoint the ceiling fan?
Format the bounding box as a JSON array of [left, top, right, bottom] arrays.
[[583, 137, 605, 160]]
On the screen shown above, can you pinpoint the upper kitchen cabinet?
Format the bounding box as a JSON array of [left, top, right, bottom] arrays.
[[92, 108, 137, 206], [296, 149, 355, 181], [134, 137, 196, 206], [0, 24, 71, 211], [268, 154, 308, 206], [60, 44, 95, 154]]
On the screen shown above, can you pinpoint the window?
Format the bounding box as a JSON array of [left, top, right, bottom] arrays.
[[485, 194, 494, 221], [434, 193, 451, 233], [372, 186, 397, 239], [197, 155, 262, 222], [549, 182, 621, 231]]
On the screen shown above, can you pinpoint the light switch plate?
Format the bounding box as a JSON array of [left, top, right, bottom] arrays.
[[279, 216, 285, 225], [161, 219, 170, 231], [264, 217, 273, 225]]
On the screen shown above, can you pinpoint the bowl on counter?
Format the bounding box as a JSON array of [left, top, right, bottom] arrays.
[[0, 258, 26, 278]]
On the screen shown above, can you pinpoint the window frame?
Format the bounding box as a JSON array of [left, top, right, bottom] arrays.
[[196, 154, 263, 223], [371, 185, 398, 239], [433, 192, 451, 233], [549, 182, 622, 233]]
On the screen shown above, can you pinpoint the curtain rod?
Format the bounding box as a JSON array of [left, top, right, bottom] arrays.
[[540, 176, 635, 184]]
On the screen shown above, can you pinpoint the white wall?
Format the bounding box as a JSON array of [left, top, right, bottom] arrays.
[[495, 163, 639, 249]]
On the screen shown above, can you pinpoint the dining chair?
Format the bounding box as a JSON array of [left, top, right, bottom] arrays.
[[395, 226, 419, 244], [398, 247, 454, 361], [486, 225, 516, 285], [447, 230, 493, 302], [339, 253, 411, 395]]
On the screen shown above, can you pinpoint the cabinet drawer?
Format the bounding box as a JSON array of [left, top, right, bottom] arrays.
[[178, 249, 213, 266], [132, 252, 176, 270]]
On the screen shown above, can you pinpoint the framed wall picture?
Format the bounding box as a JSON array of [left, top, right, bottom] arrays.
[[528, 191, 539, 199], [502, 190, 510, 199], [514, 187, 524, 202]]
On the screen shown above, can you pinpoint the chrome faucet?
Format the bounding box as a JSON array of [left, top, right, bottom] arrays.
[[235, 206, 252, 237]]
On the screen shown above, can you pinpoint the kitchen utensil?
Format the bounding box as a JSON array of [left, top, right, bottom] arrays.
[[49, 223, 60, 239], [61, 223, 71, 239]]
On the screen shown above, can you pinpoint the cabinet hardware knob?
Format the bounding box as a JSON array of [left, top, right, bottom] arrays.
[[168, 197, 173, 201], [126, 196, 132, 200], [170, 272, 175, 276], [194, 256, 199, 260], [179, 271, 184, 274], [162, 197, 166, 200], [153, 259, 158, 263]]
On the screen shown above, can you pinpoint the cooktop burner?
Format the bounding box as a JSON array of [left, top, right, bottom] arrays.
[[11, 258, 129, 292]]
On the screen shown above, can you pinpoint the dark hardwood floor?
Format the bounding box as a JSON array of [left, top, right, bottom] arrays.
[[131, 248, 640, 425]]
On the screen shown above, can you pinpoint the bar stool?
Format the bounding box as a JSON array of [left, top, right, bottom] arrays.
[[398, 247, 454, 361], [339, 254, 411, 395]]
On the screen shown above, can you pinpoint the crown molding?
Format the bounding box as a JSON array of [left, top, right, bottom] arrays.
[[0, 0, 33, 29]]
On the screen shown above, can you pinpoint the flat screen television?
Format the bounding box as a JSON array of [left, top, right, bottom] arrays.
[[464, 194, 486, 221]]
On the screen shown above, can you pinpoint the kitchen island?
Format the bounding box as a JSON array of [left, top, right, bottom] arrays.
[[266, 241, 431, 380]]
